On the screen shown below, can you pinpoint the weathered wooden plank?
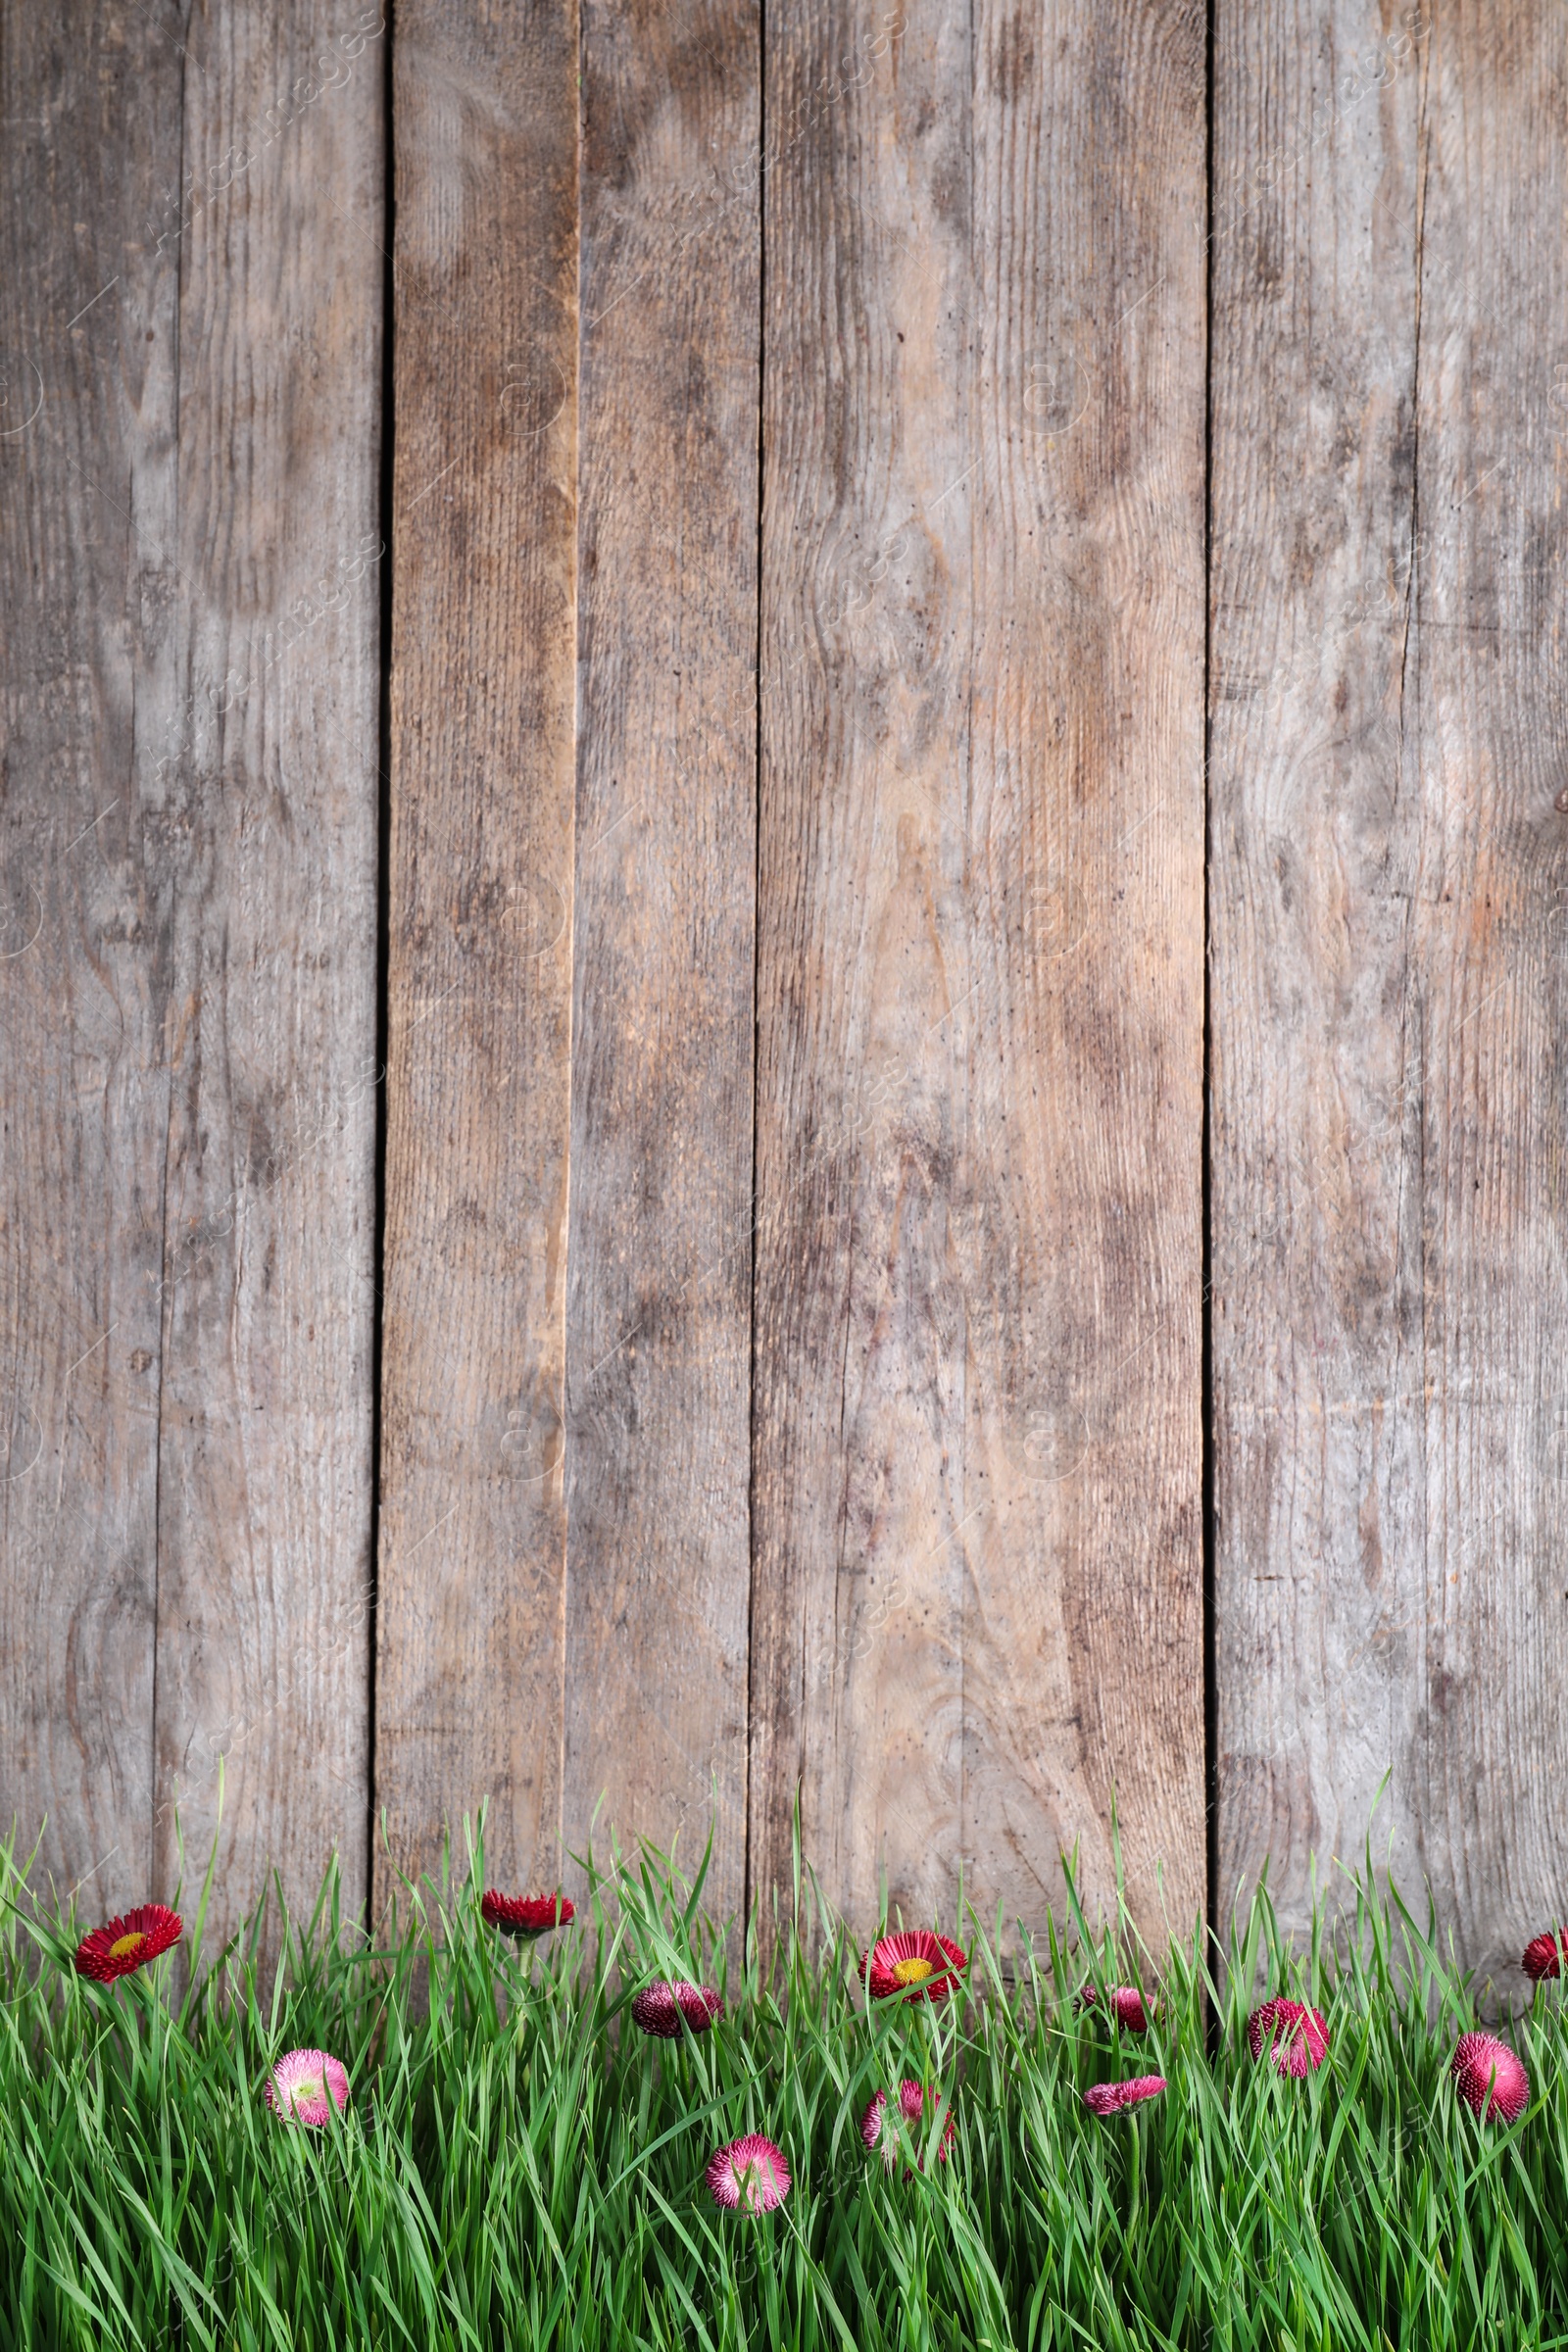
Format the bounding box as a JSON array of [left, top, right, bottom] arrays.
[[0, 1, 169, 1921], [377, 0, 579, 1900], [960, 0, 1207, 1939], [1212, 3, 1568, 1975], [147, 10, 385, 1936], [0, 3, 382, 1940], [563, 0, 760, 1917], [749, 0, 1207, 1940]]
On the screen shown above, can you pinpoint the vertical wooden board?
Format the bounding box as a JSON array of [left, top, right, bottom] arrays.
[[961, 0, 1206, 1936], [1209, 0, 1427, 1938], [1411, 7, 1568, 1968], [149, 9, 385, 1940], [749, 0, 978, 1936], [1212, 4, 1568, 1974], [0, 3, 382, 1940], [564, 0, 759, 1914], [378, 0, 579, 1899], [750, 0, 1206, 1941], [0, 0, 172, 1921]]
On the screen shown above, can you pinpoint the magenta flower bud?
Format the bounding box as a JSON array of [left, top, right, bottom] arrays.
[[1450, 2032, 1529, 2123], [630, 1979, 723, 2037], [859, 2080, 956, 2173], [1083, 2074, 1165, 2117], [1247, 1998, 1330, 2077], [480, 1888, 573, 1940], [707, 2133, 791, 2213], [1522, 1927, 1568, 1984], [1078, 1983, 1152, 2032]]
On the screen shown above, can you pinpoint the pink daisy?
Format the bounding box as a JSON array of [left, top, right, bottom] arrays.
[[862, 1928, 967, 2004], [1522, 1927, 1568, 1984], [1077, 1983, 1152, 2032], [707, 2132, 791, 2214], [860, 2080, 956, 2174], [264, 2047, 352, 2129], [1083, 2075, 1166, 2117], [1450, 2032, 1530, 2123], [480, 1888, 573, 1940], [1247, 1998, 1330, 2077], [630, 1979, 724, 2037], [73, 1902, 182, 1984]]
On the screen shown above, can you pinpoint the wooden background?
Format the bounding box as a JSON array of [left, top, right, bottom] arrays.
[[1, 0, 1564, 1983]]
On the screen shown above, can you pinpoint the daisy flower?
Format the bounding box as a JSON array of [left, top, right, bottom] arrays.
[[630, 1979, 723, 2037], [73, 1903, 182, 1984], [1523, 1927, 1568, 1984], [1083, 2074, 1165, 2117], [707, 2133, 790, 2213], [480, 1889, 573, 1940], [862, 1928, 966, 2004], [860, 2080, 956, 2174], [1247, 1997, 1330, 2077], [1077, 1983, 1151, 2032], [1450, 2032, 1529, 2123], [265, 2048, 352, 2129]]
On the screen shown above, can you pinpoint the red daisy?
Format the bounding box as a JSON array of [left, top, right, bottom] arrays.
[[860, 2080, 956, 2174], [1247, 1997, 1330, 2077], [707, 2132, 790, 2214], [480, 1888, 573, 1940], [1077, 1983, 1152, 2032], [1523, 1927, 1568, 1984], [1450, 2032, 1530, 2123], [73, 1903, 183, 1984], [265, 2047, 352, 2129], [630, 1979, 724, 2037], [1083, 2075, 1166, 2117], [862, 1928, 967, 2004]]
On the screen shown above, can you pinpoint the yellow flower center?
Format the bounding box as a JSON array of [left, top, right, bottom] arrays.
[[109, 1932, 146, 1961], [289, 2075, 323, 2109], [893, 1955, 934, 1986]]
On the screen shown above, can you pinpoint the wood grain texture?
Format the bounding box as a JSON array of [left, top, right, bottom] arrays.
[[961, 0, 1207, 1939], [1211, 2, 1568, 1976], [0, 2, 382, 1941], [564, 0, 760, 1916], [377, 0, 579, 1899], [749, 0, 1207, 1940]]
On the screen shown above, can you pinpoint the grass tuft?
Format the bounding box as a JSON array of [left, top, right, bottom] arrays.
[[2, 1814, 1566, 2349]]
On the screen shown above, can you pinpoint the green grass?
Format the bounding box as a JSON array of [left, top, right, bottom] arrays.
[[3, 1811, 1567, 2351]]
